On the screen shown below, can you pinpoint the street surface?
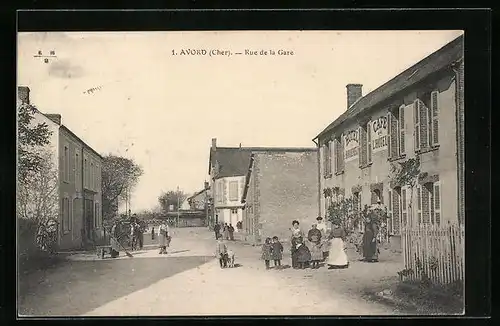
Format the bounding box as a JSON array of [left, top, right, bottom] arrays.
[[19, 227, 402, 316]]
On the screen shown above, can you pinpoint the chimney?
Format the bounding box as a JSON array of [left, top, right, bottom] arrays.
[[45, 114, 62, 125], [346, 84, 363, 109], [211, 138, 217, 150], [18, 86, 30, 105]]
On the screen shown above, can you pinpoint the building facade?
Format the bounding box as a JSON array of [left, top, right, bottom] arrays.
[[18, 86, 104, 250], [208, 139, 250, 229], [241, 148, 318, 244], [313, 36, 464, 246]]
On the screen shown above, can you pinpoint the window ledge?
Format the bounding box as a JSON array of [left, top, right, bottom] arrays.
[[388, 154, 407, 162], [416, 146, 439, 155], [335, 171, 345, 176], [323, 173, 333, 179]]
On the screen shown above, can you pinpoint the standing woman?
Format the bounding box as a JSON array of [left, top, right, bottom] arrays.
[[110, 222, 120, 258], [326, 222, 349, 269], [307, 224, 323, 269], [362, 216, 379, 262], [290, 220, 304, 269], [158, 222, 167, 254], [151, 225, 155, 240]]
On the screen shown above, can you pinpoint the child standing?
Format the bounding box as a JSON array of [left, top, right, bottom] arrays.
[[271, 236, 283, 268], [261, 237, 273, 269], [215, 238, 228, 268]]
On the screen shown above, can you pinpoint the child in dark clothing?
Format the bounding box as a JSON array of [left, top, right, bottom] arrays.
[[271, 236, 283, 268], [261, 237, 273, 269]]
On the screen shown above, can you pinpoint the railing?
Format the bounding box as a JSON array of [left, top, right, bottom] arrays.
[[400, 222, 464, 285]]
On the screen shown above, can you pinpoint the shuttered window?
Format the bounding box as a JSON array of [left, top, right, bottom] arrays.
[[399, 104, 406, 155], [388, 190, 393, 234], [401, 187, 408, 228], [229, 181, 239, 201], [323, 141, 332, 177], [417, 185, 423, 225], [392, 188, 401, 234], [414, 100, 421, 151], [334, 137, 344, 173], [367, 121, 372, 163], [359, 126, 367, 167], [431, 91, 440, 146], [387, 112, 392, 159], [433, 181, 441, 225]]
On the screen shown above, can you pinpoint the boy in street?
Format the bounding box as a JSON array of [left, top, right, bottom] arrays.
[[215, 238, 228, 268]]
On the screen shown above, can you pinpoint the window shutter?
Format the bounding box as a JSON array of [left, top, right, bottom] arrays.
[[359, 126, 367, 167], [399, 105, 406, 155], [223, 179, 228, 204], [339, 136, 345, 172], [417, 185, 422, 225], [434, 181, 441, 225], [419, 99, 430, 148], [321, 144, 326, 177], [401, 187, 407, 228], [333, 139, 338, 173], [388, 190, 393, 234], [414, 100, 421, 151], [330, 140, 334, 174], [328, 141, 332, 175], [431, 91, 439, 146], [367, 121, 372, 163], [393, 189, 400, 234], [387, 113, 392, 159]]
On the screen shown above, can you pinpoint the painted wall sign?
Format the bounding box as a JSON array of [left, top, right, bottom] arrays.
[[344, 129, 359, 162], [371, 116, 388, 153]]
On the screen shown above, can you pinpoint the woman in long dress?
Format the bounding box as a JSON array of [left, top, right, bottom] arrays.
[[327, 223, 349, 269], [158, 222, 168, 254], [362, 217, 379, 262], [307, 224, 323, 269], [110, 223, 120, 258], [290, 220, 304, 269]]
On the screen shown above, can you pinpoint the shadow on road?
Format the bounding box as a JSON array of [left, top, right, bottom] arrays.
[[18, 255, 214, 317]]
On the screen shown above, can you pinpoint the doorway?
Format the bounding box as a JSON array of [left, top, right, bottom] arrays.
[[84, 199, 94, 242]]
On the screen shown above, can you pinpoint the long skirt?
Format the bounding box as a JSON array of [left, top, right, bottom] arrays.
[[291, 249, 299, 268], [310, 242, 323, 261], [362, 231, 378, 261], [327, 238, 348, 267], [159, 234, 166, 247], [321, 239, 331, 260]]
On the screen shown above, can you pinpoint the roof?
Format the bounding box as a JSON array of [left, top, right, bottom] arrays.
[[60, 125, 103, 160], [314, 35, 464, 141], [187, 187, 210, 201], [209, 146, 318, 179]]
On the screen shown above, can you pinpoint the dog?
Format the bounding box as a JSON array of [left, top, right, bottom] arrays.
[[226, 249, 235, 268]]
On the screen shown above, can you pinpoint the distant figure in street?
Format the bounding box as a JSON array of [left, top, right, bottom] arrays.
[[110, 223, 120, 258], [290, 220, 304, 269], [215, 238, 228, 268], [236, 221, 242, 232], [271, 236, 283, 268], [295, 237, 311, 269], [327, 222, 349, 269], [223, 223, 230, 240], [308, 224, 323, 269], [151, 226, 155, 240], [213, 223, 221, 240], [228, 224, 235, 240], [261, 237, 273, 270], [158, 222, 169, 254]]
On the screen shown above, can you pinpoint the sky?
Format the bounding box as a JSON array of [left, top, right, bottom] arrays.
[[17, 30, 463, 211]]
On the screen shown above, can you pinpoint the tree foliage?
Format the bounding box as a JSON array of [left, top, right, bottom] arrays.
[[17, 103, 52, 182], [158, 190, 187, 212], [101, 154, 143, 220]]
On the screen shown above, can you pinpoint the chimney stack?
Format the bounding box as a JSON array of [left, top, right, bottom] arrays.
[[18, 86, 30, 105], [211, 138, 217, 150], [346, 84, 363, 109], [45, 114, 62, 125]]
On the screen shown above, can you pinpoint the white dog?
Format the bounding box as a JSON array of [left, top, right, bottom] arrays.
[[226, 249, 235, 268]]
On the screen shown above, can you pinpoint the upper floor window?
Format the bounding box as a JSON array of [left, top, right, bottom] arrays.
[[74, 152, 80, 188], [229, 181, 239, 201], [63, 145, 70, 182], [334, 136, 344, 174], [358, 121, 371, 167], [323, 140, 332, 178], [414, 90, 440, 152]]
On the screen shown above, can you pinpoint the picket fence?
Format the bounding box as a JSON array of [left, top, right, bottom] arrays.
[[401, 222, 465, 285]]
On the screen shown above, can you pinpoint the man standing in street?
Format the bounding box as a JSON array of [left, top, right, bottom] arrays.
[[214, 223, 221, 240]]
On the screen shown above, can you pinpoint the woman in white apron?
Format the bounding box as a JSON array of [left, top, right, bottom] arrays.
[[326, 222, 349, 269]]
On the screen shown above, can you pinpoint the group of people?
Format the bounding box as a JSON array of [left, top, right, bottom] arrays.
[[213, 222, 236, 241], [260, 236, 284, 269]]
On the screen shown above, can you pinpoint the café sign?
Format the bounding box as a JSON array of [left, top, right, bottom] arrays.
[[344, 129, 359, 162], [371, 116, 388, 153]]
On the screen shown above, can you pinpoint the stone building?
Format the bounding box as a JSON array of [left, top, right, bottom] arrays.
[[313, 35, 464, 247], [18, 86, 104, 250], [240, 148, 318, 244]]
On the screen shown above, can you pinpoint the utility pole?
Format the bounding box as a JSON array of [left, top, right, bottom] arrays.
[[177, 186, 180, 228]]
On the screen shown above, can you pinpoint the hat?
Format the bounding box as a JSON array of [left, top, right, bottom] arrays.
[[316, 216, 323, 221]]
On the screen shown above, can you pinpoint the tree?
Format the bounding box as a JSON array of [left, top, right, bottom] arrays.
[[17, 103, 52, 183], [390, 157, 421, 229], [158, 189, 187, 213], [101, 154, 143, 221], [17, 148, 59, 252]]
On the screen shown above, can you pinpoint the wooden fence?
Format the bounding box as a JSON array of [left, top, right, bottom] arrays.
[[401, 223, 464, 285]]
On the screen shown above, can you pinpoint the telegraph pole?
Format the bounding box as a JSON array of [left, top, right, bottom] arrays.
[[177, 186, 180, 228]]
